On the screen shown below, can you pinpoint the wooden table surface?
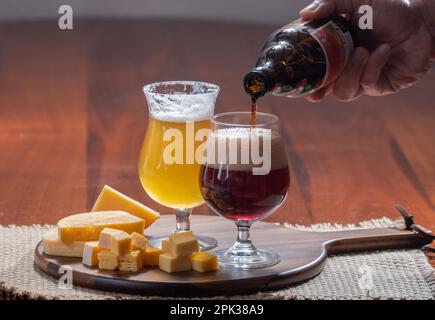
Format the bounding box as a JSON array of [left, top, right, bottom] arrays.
[[0, 19, 434, 234]]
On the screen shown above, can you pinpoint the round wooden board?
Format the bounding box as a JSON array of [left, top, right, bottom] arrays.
[[36, 214, 430, 297]]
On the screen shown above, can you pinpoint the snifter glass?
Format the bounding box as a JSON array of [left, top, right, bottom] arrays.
[[200, 112, 290, 268], [139, 81, 219, 250]]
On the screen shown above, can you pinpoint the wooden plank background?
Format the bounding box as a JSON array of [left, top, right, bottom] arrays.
[[0, 20, 434, 236]]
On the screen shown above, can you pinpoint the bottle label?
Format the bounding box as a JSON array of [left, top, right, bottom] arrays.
[[310, 20, 354, 87]]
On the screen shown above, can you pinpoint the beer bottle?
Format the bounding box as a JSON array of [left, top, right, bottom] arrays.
[[243, 16, 357, 99]]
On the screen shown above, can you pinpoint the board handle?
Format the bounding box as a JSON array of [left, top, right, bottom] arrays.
[[319, 227, 432, 254]]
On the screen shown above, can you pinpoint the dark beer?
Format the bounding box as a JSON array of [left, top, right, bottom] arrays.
[[201, 166, 289, 221], [200, 127, 290, 222], [244, 16, 356, 100]]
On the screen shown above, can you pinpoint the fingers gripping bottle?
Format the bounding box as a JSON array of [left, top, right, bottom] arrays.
[[243, 16, 357, 99]]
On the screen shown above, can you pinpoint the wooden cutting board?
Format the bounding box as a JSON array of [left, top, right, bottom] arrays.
[[34, 215, 431, 297]]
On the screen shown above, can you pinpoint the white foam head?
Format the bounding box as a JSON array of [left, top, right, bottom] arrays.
[[143, 81, 219, 122], [207, 127, 288, 171]]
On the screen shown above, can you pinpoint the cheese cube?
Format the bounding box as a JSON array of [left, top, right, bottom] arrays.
[[142, 245, 163, 266], [159, 254, 191, 273], [92, 185, 160, 228], [82, 242, 103, 267], [130, 232, 148, 252], [119, 250, 142, 272], [58, 211, 144, 243], [191, 252, 219, 272], [97, 250, 118, 270], [161, 239, 170, 254], [42, 231, 86, 257], [98, 228, 131, 256], [169, 231, 199, 257]]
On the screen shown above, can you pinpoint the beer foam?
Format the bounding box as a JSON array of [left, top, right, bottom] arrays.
[[143, 82, 218, 122], [206, 127, 288, 171]]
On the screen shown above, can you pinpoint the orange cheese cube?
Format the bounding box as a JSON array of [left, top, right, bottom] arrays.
[[98, 228, 131, 256], [142, 245, 163, 266], [159, 254, 191, 273], [191, 252, 219, 272], [119, 250, 142, 272], [168, 231, 199, 257], [82, 242, 103, 267], [130, 232, 148, 252], [97, 250, 118, 270], [161, 239, 170, 254]]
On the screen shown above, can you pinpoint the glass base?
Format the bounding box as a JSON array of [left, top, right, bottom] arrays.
[[148, 234, 218, 251], [214, 248, 280, 269]]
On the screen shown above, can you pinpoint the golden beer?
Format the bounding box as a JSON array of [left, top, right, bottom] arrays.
[[139, 117, 211, 209], [140, 80, 219, 250]]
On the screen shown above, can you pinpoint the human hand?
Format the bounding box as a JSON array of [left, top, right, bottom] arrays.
[[299, 0, 433, 102]]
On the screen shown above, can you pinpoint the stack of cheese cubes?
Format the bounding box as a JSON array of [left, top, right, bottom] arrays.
[[83, 228, 163, 272], [159, 231, 218, 273]]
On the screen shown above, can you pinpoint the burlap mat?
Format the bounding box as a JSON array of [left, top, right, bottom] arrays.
[[0, 218, 433, 300]]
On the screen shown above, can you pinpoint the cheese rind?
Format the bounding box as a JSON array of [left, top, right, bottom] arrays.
[[130, 232, 148, 252], [191, 252, 219, 272], [168, 231, 199, 257], [82, 242, 103, 267], [42, 231, 85, 257], [92, 185, 160, 228], [98, 228, 131, 256], [97, 250, 118, 270], [119, 251, 142, 272], [159, 254, 191, 273], [142, 245, 163, 266], [58, 211, 144, 243]]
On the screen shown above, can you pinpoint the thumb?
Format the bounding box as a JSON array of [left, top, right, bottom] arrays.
[[299, 0, 357, 19]]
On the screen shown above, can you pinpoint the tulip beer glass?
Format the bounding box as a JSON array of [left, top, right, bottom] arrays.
[[200, 112, 290, 268], [139, 81, 219, 250]]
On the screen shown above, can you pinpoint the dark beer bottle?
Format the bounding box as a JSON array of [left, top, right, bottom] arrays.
[[243, 16, 357, 99]]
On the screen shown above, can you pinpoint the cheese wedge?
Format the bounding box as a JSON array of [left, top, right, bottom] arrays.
[[159, 254, 191, 273], [142, 245, 163, 266], [97, 250, 118, 270], [92, 185, 160, 228], [119, 250, 142, 272], [82, 242, 103, 267], [168, 231, 199, 257], [57, 211, 144, 243], [191, 252, 219, 272], [42, 231, 85, 257], [98, 228, 131, 256], [130, 232, 148, 252]]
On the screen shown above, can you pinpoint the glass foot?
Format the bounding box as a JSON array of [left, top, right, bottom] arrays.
[[148, 234, 218, 251], [214, 248, 280, 269]]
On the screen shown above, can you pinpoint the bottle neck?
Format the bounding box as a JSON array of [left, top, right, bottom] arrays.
[[243, 66, 275, 99]]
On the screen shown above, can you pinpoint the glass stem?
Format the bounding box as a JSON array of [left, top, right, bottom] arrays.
[[175, 208, 192, 233], [230, 224, 256, 255]]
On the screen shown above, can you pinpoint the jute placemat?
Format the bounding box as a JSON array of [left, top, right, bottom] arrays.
[[0, 218, 433, 300]]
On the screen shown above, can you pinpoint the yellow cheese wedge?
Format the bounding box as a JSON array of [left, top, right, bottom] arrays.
[[142, 245, 163, 266], [169, 231, 199, 257], [191, 252, 219, 272], [92, 185, 160, 228], [42, 231, 85, 257], [57, 211, 144, 243], [130, 232, 148, 252], [159, 254, 191, 273], [97, 250, 118, 270], [119, 250, 142, 272], [98, 228, 131, 256], [82, 242, 103, 267]]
